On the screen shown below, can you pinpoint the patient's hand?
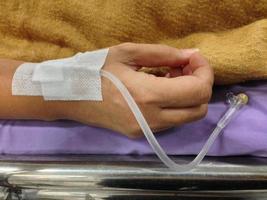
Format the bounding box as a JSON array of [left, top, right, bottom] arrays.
[[0, 43, 213, 138], [66, 43, 214, 138]]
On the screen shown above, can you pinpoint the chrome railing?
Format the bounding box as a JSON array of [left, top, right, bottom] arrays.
[[0, 155, 267, 199]]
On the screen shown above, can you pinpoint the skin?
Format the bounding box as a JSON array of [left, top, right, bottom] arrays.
[[0, 43, 214, 138]]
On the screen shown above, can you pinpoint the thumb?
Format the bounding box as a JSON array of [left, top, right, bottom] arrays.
[[121, 43, 199, 67]]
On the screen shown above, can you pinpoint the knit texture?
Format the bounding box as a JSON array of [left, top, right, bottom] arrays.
[[1, 0, 267, 84]]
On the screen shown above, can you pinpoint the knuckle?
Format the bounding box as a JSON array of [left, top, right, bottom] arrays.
[[150, 119, 164, 131], [197, 82, 212, 103], [136, 92, 154, 105], [157, 44, 174, 58], [115, 42, 137, 54], [134, 87, 157, 105], [201, 104, 209, 116], [113, 94, 125, 108], [164, 45, 174, 55], [110, 87, 126, 107], [134, 92, 146, 104], [196, 104, 208, 119]]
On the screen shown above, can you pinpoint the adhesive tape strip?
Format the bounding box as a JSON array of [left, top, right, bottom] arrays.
[[12, 48, 109, 101]]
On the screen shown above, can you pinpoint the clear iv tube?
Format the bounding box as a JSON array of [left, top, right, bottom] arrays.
[[101, 70, 248, 172]]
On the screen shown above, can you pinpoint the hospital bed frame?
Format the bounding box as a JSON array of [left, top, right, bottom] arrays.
[[0, 155, 267, 199]]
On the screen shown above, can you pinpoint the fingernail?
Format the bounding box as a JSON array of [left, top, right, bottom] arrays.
[[179, 48, 199, 58]]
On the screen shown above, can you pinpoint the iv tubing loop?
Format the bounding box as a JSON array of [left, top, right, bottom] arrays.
[[101, 70, 248, 172]]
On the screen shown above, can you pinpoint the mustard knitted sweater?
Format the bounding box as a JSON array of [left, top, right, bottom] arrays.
[[1, 0, 267, 84]]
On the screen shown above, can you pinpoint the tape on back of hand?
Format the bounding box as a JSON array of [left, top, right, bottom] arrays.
[[12, 48, 109, 101]]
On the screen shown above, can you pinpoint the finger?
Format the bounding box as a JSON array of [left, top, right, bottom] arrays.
[[151, 75, 212, 108], [182, 64, 192, 75], [146, 53, 213, 108], [160, 104, 208, 127], [188, 52, 214, 85], [119, 43, 199, 67]]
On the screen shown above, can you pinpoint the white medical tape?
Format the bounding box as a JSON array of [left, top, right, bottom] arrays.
[[12, 48, 109, 101]]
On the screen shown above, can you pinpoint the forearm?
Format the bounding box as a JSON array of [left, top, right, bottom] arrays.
[[0, 59, 65, 120]]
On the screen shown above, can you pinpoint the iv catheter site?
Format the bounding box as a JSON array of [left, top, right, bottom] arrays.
[[101, 70, 249, 171]]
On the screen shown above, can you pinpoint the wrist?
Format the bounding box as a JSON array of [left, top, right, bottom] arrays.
[[43, 101, 73, 121]]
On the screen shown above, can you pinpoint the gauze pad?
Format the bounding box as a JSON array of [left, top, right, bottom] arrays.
[[12, 48, 109, 101]]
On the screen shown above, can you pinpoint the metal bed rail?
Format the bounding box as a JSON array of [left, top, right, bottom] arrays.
[[0, 155, 267, 199]]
